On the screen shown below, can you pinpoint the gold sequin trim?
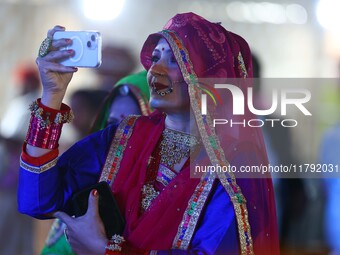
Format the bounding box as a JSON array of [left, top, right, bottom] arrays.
[[99, 115, 139, 185], [172, 173, 215, 249], [20, 157, 58, 174], [238, 52, 248, 78], [218, 172, 253, 254]]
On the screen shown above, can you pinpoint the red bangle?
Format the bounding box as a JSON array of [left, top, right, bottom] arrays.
[[25, 99, 73, 149], [30, 98, 73, 126]]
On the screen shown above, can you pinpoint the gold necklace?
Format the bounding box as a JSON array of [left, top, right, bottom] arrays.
[[159, 128, 200, 169], [140, 128, 200, 212]]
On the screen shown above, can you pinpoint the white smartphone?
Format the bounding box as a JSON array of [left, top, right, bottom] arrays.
[[53, 31, 102, 68]]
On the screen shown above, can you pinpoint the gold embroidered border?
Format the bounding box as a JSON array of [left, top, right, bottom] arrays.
[[218, 172, 253, 254], [238, 52, 248, 78], [172, 172, 215, 249], [99, 115, 139, 185], [162, 30, 254, 254], [20, 157, 58, 174]]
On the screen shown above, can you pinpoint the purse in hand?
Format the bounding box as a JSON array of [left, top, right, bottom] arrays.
[[71, 181, 125, 238]]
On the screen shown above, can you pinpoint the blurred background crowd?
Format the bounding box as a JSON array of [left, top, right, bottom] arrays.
[[0, 0, 340, 254]]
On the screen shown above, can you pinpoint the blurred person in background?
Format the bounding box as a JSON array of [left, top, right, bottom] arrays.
[[91, 70, 152, 131], [94, 45, 137, 92], [69, 88, 108, 140], [41, 70, 151, 255], [0, 62, 40, 255]]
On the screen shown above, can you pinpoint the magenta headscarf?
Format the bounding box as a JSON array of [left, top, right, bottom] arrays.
[[140, 12, 279, 255]]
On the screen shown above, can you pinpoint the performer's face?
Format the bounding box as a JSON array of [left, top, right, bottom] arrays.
[[147, 38, 190, 114]]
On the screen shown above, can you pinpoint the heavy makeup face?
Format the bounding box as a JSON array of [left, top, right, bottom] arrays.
[[147, 38, 190, 115]]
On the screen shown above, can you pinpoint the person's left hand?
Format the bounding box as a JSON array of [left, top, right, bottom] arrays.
[[54, 190, 108, 255]]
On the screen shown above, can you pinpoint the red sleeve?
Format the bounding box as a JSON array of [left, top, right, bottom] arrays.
[[21, 142, 59, 166]]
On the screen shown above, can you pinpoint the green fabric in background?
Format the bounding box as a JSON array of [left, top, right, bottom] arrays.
[[40, 219, 75, 255]]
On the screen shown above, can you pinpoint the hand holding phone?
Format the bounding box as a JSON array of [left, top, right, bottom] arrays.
[[53, 31, 102, 68]]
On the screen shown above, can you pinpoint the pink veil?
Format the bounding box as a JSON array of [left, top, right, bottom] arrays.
[[141, 12, 279, 255]]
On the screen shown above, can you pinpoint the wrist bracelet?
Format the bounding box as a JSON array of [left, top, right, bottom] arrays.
[[105, 234, 125, 255], [25, 98, 73, 149], [29, 98, 73, 127]]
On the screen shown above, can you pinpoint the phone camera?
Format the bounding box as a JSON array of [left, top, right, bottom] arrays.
[[87, 33, 98, 50]]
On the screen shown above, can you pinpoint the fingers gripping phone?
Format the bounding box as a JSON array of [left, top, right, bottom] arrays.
[[53, 31, 102, 68]]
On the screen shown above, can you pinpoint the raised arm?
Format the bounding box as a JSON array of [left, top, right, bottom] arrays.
[[26, 25, 77, 157], [18, 25, 87, 218]]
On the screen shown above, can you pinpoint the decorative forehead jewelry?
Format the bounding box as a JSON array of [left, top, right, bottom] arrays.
[[161, 47, 165, 51], [159, 128, 200, 169], [38, 37, 52, 57]]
